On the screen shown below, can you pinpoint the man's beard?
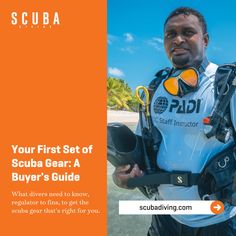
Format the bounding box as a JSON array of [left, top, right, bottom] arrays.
[[171, 55, 190, 68]]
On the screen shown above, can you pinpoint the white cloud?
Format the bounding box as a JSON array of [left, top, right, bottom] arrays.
[[120, 46, 136, 54], [211, 46, 222, 51], [108, 67, 125, 77], [124, 33, 134, 42], [146, 37, 164, 51], [108, 34, 118, 45], [153, 37, 164, 44]]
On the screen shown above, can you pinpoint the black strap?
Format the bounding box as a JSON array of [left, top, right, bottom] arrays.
[[127, 171, 200, 188], [148, 67, 172, 98], [137, 68, 172, 174], [207, 63, 236, 141]]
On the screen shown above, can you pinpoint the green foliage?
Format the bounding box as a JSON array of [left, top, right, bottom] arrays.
[[107, 77, 139, 111], [127, 94, 139, 112]]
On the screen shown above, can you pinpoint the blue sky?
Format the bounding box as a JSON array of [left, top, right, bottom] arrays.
[[108, 0, 236, 90]]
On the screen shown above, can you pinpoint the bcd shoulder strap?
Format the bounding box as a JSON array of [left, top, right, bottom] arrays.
[[148, 67, 172, 99], [205, 63, 236, 143]]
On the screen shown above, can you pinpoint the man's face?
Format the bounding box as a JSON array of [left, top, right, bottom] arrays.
[[164, 14, 209, 69]]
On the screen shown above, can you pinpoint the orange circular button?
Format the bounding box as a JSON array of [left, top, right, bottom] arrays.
[[210, 201, 224, 214]]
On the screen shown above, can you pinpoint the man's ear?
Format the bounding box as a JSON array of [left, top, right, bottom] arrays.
[[203, 33, 209, 47]]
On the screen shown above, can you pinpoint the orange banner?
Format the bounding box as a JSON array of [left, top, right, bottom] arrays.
[[0, 1, 106, 235]]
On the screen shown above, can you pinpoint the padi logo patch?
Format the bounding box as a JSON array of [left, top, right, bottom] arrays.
[[169, 99, 201, 113], [153, 97, 169, 114], [154, 97, 201, 114]]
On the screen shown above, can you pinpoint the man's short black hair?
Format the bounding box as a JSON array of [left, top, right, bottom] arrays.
[[164, 7, 207, 34]]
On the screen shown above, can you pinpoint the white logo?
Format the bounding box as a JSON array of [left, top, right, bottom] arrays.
[[177, 176, 183, 183], [217, 156, 230, 168], [11, 11, 60, 28]]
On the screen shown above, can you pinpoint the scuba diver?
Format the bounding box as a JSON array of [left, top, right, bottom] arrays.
[[109, 7, 236, 236]]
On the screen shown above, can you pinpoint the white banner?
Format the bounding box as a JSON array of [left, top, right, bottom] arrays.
[[119, 200, 224, 215]]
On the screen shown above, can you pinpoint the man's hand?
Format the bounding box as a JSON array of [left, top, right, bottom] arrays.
[[112, 164, 143, 189]]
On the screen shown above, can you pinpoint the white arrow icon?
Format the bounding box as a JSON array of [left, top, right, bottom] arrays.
[[213, 204, 221, 211]]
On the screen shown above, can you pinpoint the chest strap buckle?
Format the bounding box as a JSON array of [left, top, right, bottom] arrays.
[[170, 172, 191, 187]]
